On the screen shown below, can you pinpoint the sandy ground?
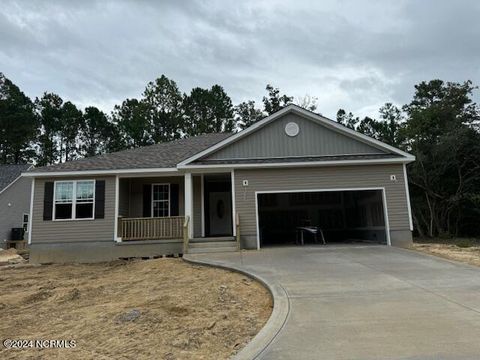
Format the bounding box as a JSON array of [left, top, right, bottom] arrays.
[[413, 243, 480, 267], [0, 248, 26, 265], [0, 258, 272, 360]]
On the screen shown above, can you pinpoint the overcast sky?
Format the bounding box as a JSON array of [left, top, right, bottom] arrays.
[[1, 0, 480, 119]]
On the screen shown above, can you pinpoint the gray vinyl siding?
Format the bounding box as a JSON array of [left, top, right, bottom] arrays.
[[0, 176, 32, 246], [193, 175, 202, 237], [234, 164, 410, 246], [206, 113, 386, 160], [31, 176, 115, 243], [126, 177, 184, 218]]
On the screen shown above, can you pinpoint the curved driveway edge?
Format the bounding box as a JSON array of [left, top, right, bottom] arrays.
[[185, 246, 480, 360], [183, 252, 290, 360]]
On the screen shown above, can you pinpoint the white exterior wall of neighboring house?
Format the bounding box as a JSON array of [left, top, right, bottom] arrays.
[[0, 176, 32, 248]]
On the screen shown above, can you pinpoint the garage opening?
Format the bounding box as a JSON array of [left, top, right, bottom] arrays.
[[257, 189, 387, 247]]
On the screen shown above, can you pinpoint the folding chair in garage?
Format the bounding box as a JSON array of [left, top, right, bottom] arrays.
[[296, 226, 326, 245]]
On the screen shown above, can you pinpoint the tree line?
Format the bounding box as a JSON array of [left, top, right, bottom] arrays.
[[0, 73, 295, 166], [1, 73, 479, 238]]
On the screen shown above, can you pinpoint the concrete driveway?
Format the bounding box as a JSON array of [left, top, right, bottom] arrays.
[[186, 245, 480, 360]]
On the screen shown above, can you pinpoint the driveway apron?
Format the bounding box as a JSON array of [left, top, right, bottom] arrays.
[[187, 245, 480, 360]]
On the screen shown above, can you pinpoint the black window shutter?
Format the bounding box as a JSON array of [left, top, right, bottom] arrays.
[[95, 180, 105, 219], [170, 183, 179, 216], [143, 184, 152, 217], [43, 182, 54, 220]]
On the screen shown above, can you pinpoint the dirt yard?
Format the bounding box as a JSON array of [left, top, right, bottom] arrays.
[[413, 241, 480, 267], [0, 258, 272, 360]]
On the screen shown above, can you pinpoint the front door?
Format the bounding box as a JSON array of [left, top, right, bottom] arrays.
[[205, 175, 233, 237]]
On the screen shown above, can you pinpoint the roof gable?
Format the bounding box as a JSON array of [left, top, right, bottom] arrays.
[[202, 112, 386, 161], [180, 105, 413, 166]]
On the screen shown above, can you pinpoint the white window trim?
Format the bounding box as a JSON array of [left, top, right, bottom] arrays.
[[53, 180, 96, 221], [151, 183, 171, 218]]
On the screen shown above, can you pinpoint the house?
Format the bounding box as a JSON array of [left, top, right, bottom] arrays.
[[23, 105, 415, 263], [1, 164, 33, 248]]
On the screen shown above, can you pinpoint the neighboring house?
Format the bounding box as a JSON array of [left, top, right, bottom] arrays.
[[0, 164, 33, 248], [24, 105, 415, 263]]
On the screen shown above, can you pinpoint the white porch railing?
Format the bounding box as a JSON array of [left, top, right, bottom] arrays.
[[119, 216, 185, 241]]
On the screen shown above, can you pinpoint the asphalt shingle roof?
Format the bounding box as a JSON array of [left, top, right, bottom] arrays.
[[29, 133, 232, 173], [0, 164, 32, 192]]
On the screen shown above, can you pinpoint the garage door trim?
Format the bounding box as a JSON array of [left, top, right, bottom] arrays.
[[254, 187, 391, 249]]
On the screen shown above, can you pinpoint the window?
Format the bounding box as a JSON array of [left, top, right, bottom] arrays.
[[152, 184, 170, 217], [54, 180, 95, 220], [54, 182, 73, 219], [75, 181, 95, 219], [22, 213, 29, 233]]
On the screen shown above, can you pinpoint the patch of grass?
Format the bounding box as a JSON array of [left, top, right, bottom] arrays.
[[456, 239, 475, 248], [414, 237, 480, 247], [413, 242, 480, 268]]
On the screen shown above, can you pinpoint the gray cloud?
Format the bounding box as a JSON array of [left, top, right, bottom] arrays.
[[1, 0, 479, 119]]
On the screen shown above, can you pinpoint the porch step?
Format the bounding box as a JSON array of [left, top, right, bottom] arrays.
[[191, 236, 235, 243], [188, 240, 238, 254], [189, 240, 237, 248]]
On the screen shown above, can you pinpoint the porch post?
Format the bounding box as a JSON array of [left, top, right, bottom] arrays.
[[27, 177, 35, 245], [114, 175, 121, 242], [184, 172, 193, 239], [231, 169, 236, 237]]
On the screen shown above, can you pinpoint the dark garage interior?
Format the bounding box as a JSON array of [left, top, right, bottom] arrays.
[[258, 190, 387, 246]]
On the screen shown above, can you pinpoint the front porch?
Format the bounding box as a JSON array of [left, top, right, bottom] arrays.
[[115, 173, 240, 253]]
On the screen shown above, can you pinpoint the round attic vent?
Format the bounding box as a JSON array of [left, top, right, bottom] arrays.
[[285, 122, 300, 137]]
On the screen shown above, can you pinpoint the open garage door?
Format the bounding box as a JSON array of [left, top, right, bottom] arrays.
[[257, 189, 388, 247]]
